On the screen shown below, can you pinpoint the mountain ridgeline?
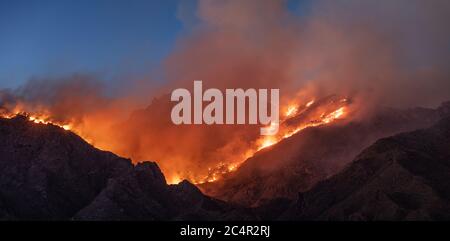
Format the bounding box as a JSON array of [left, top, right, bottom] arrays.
[[0, 101, 449, 220], [0, 115, 253, 220]]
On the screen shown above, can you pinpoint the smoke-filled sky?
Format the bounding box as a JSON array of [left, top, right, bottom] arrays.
[[1, 0, 449, 105], [0, 0, 310, 89], [1, 0, 450, 182]]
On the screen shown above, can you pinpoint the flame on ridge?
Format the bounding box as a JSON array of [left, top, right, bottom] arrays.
[[0, 96, 351, 185], [191, 97, 351, 184], [1, 107, 78, 135]]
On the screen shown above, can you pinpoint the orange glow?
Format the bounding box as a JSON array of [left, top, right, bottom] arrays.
[[0, 109, 88, 144], [306, 100, 315, 107], [285, 105, 298, 117], [28, 115, 69, 129], [322, 107, 345, 123], [0, 96, 352, 185], [2, 112, 73, 131], [258, 137, 277, 150], [167, 174, 183, 185], [193, 97, 350, 184]]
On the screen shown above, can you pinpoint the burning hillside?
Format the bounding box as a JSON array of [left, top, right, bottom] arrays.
[[0, 110, 72, 131], [0, 115, 254, 220], [199, 102, 449, 206], [194, 95, 353, 184], [0, 0, 449, 206], [2, 0, 450, 225], [0, 100, 449, 221], [0, 92, 354, 185]]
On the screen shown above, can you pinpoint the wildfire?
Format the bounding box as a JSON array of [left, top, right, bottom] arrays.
[[322, 107, 345, 123], [258, 137, 277, 150], [194, 97, 350, 184], [167, 174, 182, 185], [257, 106, 347, 151], [27, 115, 72, 130], [306, 100, 315, 107], [285, 100, 314, 118], [285, 105, 298, 117], [1, 96, 352, 186], [1, 109, 76, 133], [193, 161, 244, 184]]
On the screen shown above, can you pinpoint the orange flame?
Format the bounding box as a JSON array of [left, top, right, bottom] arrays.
[[306, 100, 315, 107], [285, 105, 298, 117], [1, 96, 352, 185], [193, 97, 350, 184], [1, 109, 83, 139]]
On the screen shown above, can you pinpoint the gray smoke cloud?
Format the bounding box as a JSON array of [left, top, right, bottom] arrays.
[[1, 0, 449, 182]]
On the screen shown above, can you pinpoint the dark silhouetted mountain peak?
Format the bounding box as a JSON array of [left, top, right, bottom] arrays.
[[0, 116, 254, 220], [281, 117, 450, 220]]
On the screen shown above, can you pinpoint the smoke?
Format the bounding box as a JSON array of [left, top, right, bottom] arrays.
[[1, 0, 450, 182], [301, 0, 450, 108], [126, 0, 450, 180]]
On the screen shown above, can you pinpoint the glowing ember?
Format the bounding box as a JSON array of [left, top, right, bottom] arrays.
[[30, 116, 72, 130], [259, 105, 347, 150], [1, 112, 72, 131], [1, 110, 81, 141], [258, 137, 277, 150], [195, 97, 350, 184], [1, 96, 351, 186], [322, 107, 345, 123], [285, 105, 298, 117], [167, 174, 183, 185], [306, 100, 315, 107], [227, 162, 240, 172]]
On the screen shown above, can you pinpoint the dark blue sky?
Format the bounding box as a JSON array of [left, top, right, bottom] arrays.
[[0, 0, 308, 89], [0, 0, 190, 89]]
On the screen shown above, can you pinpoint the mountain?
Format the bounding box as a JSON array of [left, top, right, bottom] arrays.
[[74, 163, 254, 221], [200, 103, 449, 207], [0, 115, 132, 219], [0, 102, 449, 220], [279, 116, 450, 221], [0, 115, 253, 220]]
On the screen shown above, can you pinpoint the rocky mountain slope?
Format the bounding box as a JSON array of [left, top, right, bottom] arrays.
[[0, 102, 449, 220], [0, 116, 252, 220], [200, 102, 450, 207], [279, 116, 450, 220]]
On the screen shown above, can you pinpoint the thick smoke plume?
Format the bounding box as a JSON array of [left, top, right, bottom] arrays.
[[1, 0, 449, 182]]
